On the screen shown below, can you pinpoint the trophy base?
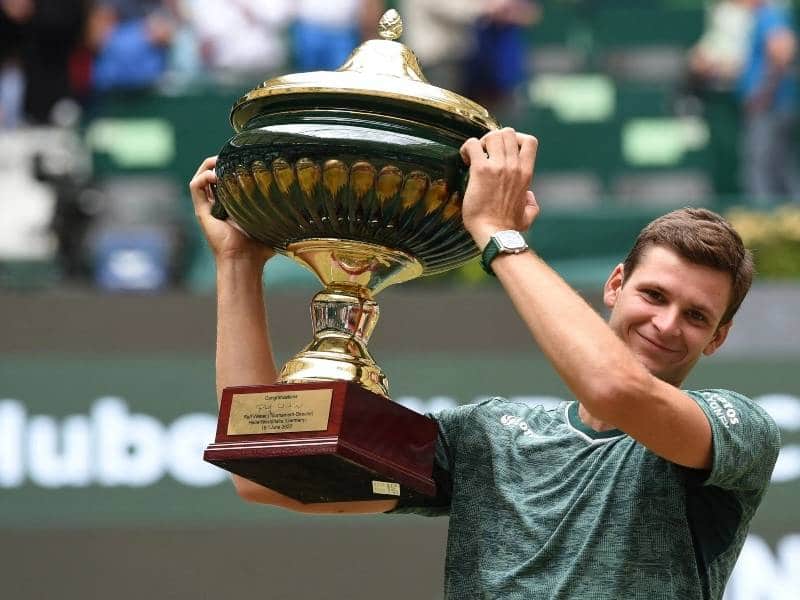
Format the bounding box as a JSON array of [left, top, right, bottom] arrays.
[[204, 381, 437, 503]]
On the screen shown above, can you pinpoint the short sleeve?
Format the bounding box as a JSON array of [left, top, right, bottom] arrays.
[[687, 389, 781, 492], [387, 403, 478, 516]]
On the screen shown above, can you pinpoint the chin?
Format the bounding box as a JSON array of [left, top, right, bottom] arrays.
[[653, 364, 689, 386], [654, 371, 680, 386], [636, 354, 679, 384], [632, 349, 662, 372]]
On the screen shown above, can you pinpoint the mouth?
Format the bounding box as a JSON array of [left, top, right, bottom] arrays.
[[636, 331, 680, 354]]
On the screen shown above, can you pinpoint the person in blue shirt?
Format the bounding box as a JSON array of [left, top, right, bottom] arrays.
[[737, 0, 800, 203]]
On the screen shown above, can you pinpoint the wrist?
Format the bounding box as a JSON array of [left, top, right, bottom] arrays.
[[468, 222, 511, 251], [216, 254, 268, 280]]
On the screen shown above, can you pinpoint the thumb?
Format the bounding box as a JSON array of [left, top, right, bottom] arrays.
[[522, 190, 539, 229]]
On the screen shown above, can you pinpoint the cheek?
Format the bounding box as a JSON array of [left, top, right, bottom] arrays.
[[686, 330, 715, 356], [699, 331, 722, 354], [610, 303, 648, 339], [619, 299, 652, 324]]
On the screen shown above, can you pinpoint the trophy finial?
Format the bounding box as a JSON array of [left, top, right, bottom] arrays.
[[378, 9, 403, 40]]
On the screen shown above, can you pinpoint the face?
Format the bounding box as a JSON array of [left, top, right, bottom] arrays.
[[604, 245, 733, 387]]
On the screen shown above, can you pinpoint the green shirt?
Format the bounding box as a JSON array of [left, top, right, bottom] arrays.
[[391, 390, 780, 600]]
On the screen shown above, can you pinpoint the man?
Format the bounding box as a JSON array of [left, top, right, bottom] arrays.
[[737, 0, 800, 202], [190, 127, 780, 599]]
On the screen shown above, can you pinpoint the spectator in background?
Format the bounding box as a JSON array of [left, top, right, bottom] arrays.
[[89, 0, 175, 93], [736, 0, 800, 204], [161, 0, 203, 83], [291, 0, 383, 72], [400, 0, 489, 93], [689, 0, 752, 88], [1, 0, 87, 127], [0, 0, 30, 128], [463, 0, 540, 116], [686, 1, 752, 199], [400, 0, 537, 111], [188, 0, 292, 81]]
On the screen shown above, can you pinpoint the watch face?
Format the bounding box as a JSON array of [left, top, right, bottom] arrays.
[[494, 230, 527, 251]]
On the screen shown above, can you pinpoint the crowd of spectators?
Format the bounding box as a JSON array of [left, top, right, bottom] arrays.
[[0, 0, 389, 129], [0, 0, 544, 130], [7, 1, 798, 291], [0, 0, 540, 291]]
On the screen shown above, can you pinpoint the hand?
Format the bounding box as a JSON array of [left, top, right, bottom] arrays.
[[189, 156, 274, 265], [459, 128, 539, 250]]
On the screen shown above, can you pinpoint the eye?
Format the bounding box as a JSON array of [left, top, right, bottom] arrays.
[[642, 289, 664, 302], [687, 310, 708, 324]]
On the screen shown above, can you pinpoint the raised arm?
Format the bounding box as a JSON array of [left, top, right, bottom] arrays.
[[190, 157, 396, 513], [459, 130, 716, 470]]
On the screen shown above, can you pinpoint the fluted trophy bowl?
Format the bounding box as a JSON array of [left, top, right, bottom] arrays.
[[212, 10, 498, 398]]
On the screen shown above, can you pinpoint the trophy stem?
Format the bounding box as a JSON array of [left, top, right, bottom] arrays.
[[279, 286, 390, 397], [311, 286, 379, 344], [277, 238, 424, 398]]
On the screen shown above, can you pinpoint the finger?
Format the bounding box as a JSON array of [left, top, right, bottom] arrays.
[[517, 134, 538, 175], [193, 155, 218, 178], [501, 127, 520, 165], [205, 182, 217, 205], [189, 168, 218, 197], [517, 133, 539, 182], [190, 170, 218, 214], [460, 137, 486, 166], [483, 129, 506, 162]]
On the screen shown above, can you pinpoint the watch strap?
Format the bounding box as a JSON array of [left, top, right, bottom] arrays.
[[480, 231, 528, 276], [480, 238, 502, 276]]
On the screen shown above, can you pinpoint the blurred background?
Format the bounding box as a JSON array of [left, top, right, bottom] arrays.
[[1, 0, 799, 598]]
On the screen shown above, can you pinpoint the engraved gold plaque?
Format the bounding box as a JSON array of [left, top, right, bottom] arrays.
[[227, 389, 333, 435]]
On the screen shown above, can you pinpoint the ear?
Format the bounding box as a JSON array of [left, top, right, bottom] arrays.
[[603, 263, 625, 309], [703, 321, 732, 356]]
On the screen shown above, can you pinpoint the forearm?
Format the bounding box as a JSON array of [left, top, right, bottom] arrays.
[[492, 250, 651, 417], [215, 257, 278, 403]]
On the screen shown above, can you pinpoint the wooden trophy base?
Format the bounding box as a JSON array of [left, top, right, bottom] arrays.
[[203, 381, 437, 503]]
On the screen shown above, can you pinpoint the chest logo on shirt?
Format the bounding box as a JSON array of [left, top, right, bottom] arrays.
[[500, 414, 536, 438]]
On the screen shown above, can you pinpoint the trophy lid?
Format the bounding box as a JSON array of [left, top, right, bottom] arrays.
[[230, 9, 499, 133]]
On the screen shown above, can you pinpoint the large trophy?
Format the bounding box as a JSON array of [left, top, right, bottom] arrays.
[[204, 10, 498, 503]]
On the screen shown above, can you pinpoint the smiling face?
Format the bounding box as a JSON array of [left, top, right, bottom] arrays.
[[605, 245, 734, 387]]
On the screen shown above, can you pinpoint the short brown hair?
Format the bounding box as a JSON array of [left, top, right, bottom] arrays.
[[622, 208, 754, 325]]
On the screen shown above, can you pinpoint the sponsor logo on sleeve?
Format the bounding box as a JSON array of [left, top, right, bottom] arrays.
[[706, 393, 740, 428]]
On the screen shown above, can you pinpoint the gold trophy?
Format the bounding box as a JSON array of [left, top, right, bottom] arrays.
[[204, 10, 498, 503]]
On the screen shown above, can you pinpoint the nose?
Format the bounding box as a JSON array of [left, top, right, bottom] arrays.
[[652, 306, 681, 336]]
